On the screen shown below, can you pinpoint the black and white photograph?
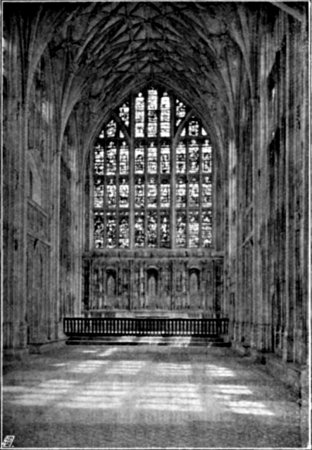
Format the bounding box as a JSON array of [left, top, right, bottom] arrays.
[[1, 1, 311, 448]]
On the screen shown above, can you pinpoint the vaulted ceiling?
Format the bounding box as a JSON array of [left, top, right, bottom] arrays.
[[4, 1, 306, 155]]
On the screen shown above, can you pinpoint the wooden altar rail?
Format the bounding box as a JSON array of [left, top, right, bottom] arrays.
[[63, 317, 229, 337]]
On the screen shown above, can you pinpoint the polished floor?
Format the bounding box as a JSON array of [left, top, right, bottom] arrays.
[[3, 344, 301, 448]]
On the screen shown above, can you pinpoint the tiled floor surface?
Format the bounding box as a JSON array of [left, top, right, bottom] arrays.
[[3, 345, 301, 448]]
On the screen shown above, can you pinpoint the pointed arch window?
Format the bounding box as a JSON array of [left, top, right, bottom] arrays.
[[92, 86, 213, 250]]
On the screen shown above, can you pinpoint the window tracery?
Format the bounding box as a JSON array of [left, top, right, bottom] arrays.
[[92, 86, 212, 250]]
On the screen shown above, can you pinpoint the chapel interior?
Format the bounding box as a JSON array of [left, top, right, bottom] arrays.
[[2, 1, 310, 448]]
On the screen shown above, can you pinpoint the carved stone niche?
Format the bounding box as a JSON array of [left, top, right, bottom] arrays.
[[146, 266, 159, 310], [106, 268, 117, 309], [189, 267, 201, 309]]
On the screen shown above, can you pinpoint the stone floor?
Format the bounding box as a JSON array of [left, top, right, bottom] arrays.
[[3, 344, 302, 448]]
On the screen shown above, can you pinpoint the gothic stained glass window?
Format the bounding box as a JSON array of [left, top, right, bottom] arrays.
[[92, 85, 213, 250]]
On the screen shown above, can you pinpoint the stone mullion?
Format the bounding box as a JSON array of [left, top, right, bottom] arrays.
[[129, 93, 135, 249]]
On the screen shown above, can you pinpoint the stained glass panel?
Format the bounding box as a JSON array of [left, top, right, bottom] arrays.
[[189, 211, 199, 248], [160, 213, 170, 248], [160, 180, 170, 207], [176, 177, 186, 207], [189, 118, 200, 136], [176, 100, 186, 126], [106, 120, 116, 137], [160, 93, 170, 137], [106, 142, 117, 175], [93, 178, 104, 208], [135, 93, 145, 137], [160, 144, 170, 173], [202, 210, 212, 247], [147, 211, 157, 247], [94, 211, 104, 248], [147, 143, 157, 173], [148, 88, 158, 110], [94, 145, 104, 175], [119, 103, 130, 127], [176, 212, 186, 247], [202, 139, 212, 167], [147, 177, 157, 208], [202, 177, 212, 207], [147, 88, 158, 137], [106, 213, 117, 248], [176, 143, 186, 173], [106, 179, 117, 208], [119, 214, 129, 248], [135, 177, 145, 208], [135, 144, 145, 173], [135, 212, 145, 247], [189, 140, 199, 173], [119, 142, 129, 174], [119, 178, 129, 207], [189, 177, 199, 207]]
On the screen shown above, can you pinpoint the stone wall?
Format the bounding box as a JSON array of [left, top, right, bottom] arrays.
[[224, 9, 309, 366]]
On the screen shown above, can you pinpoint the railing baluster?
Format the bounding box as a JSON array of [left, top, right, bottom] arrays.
[[64, 317, 229, 339]]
